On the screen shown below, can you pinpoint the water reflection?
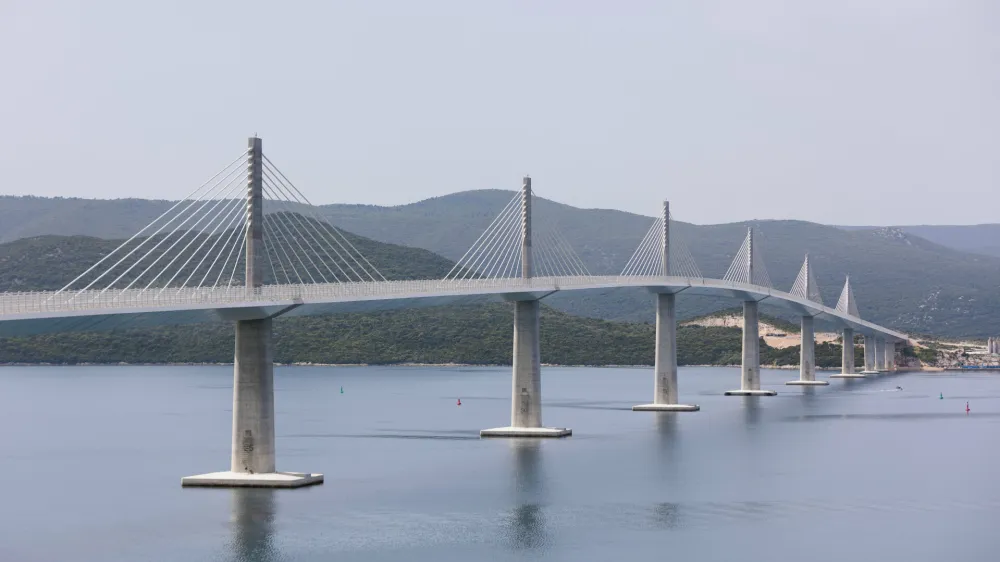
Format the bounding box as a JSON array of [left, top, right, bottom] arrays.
[[651, 502, 681, 529], [742, 396, 762, 427], [800, 385, 819, 404], [654, 413, 681, 466], [229, 488, 278, 562], [501, 440, 548, 551]]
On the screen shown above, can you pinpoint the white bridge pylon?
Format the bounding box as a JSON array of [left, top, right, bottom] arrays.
[[723, 227, 773, 288], [619, 201, 701, 279], [786, 254, 829, 386], [836, 275, 860, 318], [443, 176, 590, 283], [789, 254, 823, 305]]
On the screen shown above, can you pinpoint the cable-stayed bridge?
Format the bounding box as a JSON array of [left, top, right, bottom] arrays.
[[1, 138, 909, 488]]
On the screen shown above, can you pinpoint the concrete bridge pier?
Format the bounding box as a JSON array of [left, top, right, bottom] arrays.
[[480, 299, 571, 438], [634, 292, 700, 411], [482, 176, 571, 438], [875, 338, 887, 371], [787, 315, 827, 386], [725, 300, 776, 396], [182, 136, 323, 488], [861, 334, 878, 374], [831, 327, 864, 378], [884, 340, 895, 371]]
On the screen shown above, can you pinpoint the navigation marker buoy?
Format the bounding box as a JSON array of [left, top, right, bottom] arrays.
[[966, 401, 970, 414], [939, 392, 943, 400], [340, 386, 344, 394], [457, 398, 462, 406]]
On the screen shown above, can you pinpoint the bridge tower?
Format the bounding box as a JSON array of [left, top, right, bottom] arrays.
[[725, 227, 776, 396], [830, 275, 864, 379], [633, 201, 700, 412], [481, 176, 571, 437], [183, 137, 322, 487], [786, 254, 828, 386]]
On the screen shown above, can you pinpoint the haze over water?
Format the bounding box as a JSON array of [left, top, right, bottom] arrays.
[[1, 365, 997, 561]]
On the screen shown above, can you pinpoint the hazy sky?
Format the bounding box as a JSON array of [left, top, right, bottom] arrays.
[[1, 1, 996, 225]]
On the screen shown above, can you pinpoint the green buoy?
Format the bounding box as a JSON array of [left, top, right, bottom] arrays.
[[340, 386, 344, 394], [939, 392, 943, 400]]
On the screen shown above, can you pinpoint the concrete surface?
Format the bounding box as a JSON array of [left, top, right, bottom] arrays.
[[182, 471, 323, 488]]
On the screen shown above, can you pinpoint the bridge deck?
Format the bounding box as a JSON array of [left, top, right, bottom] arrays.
[[0, 276, 909, 340]]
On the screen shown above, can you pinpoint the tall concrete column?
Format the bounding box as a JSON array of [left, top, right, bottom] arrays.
[[245, 137, 264, 293], [787, 315, 827, 386], [884, 340, 895, 371], [862, 335, 876, 373], [742, 300, 760, 389], [520, 176, 532, 280], [482, 176, 570, 438], [183, 137, 322, 488], [510, 299, 542, 428], [653, 293, 678, 404], [634, 292, 700, 411], [831, 328, 863, 378], [725, 300, 775, 396], [231, 317, 275, 473], [875, 338, 886, 371]]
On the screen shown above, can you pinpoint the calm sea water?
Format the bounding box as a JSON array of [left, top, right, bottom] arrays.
[[1, 364, 998, 561]]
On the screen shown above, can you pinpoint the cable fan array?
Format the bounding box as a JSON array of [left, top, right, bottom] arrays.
[[789, 255, 823, 304], [442, 191, 590, 281], [260, 155, 385, 285], [836, 276, 860, 317], [619, 214, 702, 278], [54, 149, 384, 300], [722, 228, 773, 288]]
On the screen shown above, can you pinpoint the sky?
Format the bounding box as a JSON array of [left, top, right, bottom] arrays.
[[1, 0, 997, 225]]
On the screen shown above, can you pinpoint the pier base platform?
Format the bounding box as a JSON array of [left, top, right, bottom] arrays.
[[724, 389, 777, 396], [480, 426, 571, 438], [632, 403, 700, 412], [785, 380, 829, 386], [182, 471, 324, 488], [830, 373, 866, 379]]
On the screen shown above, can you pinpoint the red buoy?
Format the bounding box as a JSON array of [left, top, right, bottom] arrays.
[[457, 398, 462, 406], [966, 401, 970, 414]]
